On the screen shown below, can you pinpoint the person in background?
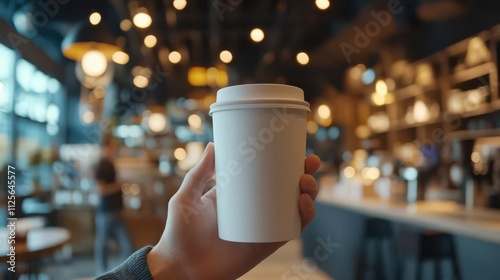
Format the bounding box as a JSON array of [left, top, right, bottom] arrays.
[[97, 143, 321, 279], [94, 157, 134, 274]]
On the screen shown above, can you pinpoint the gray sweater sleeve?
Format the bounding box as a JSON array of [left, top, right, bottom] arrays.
[[96, 246, 154, 280]]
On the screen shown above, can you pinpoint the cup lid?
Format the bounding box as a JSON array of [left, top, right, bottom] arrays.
[[216, 84, 304, 102], [210, 84, 310, 115]]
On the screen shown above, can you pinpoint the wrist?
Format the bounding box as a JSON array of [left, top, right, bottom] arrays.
[[147, 245, 188, 280]]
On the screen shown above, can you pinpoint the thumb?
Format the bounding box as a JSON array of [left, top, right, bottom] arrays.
[[178, 142, 215, 197]]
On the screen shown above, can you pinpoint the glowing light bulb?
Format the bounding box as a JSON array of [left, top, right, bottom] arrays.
[[250, 28, 264, 42], [220, 50, 233, 63], [133, 9, 152, 28], [81, 50, 107, 77], [173, 0, 187, 10], [144, 35, 157, 48], [188, 114, 202, 129], [89, 12, 101, 25], [317, 104, 331, 119], [148, 113, 167, 133], [133, 75, 149, 88], [168, 51, 182, 64], [375, 80, 388, 95], [315, 0, 330, 10], [174, 147, 187, 160], [296, 52, 309, 65], [112, 51, 129, 65]]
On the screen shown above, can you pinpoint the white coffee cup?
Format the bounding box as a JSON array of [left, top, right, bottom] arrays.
[[209, 84, 310, 243]]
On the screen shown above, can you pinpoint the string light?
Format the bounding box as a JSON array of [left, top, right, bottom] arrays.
[[250, 28, 265, 42], [144, 35, 157, 48], [174, 147, 187, 160], [81, 50, 107, 77], [173, 0, 187, 10], [133, 9, 152, 28], [315, 0, 330, 10], [89, 12, 101, 25], [168, 51, 182, 64], [296, 52, 309, 65], [220, 50, 233, 63]]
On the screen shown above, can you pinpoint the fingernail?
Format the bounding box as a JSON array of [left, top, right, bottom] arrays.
[[201, 143, 212, 158]]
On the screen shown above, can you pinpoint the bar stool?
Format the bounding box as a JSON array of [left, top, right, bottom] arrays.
[[416, 231, 461, 280], [356, 218, 399, 280]]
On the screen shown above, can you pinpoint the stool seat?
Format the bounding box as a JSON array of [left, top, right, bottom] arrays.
[[416, 231, 461, 280], [356, 218, 399, 280]]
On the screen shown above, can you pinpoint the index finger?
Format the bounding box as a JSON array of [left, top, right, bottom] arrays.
[[305, 154, 320, 175]]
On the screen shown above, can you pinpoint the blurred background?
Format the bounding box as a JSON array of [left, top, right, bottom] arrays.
[[0, 0, 500, 279]]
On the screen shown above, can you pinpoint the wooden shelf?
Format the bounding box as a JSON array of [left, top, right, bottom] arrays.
[[445, 103, 497, 119], [389, 116, 442, 132], [447, 128, 500, 140], [451, 62, 494, 85], [394, 84, 420, 101]]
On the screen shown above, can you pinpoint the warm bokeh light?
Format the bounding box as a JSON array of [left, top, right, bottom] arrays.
[[174, 147, 187, 161], [120, 19, 132, 31], [168, 51, 182, 64], [375, 80, 388, 95], [315, 0, 330, 10], [344, 166, 356, 179], [148, 113, 167, 133], [250, 28, 265, 42], [112, 51, 129, 65], [89, 12, 101, 25], [133, 75, 149, 88], [371, 92, 385, 106], [133, 9, 152, 28], [413, 100, 430, 123], [307, 121, 319, 134], [82, 111, 94, 124], [317, 104, 331, 119], [220, 50, 233, 63], [173, 0, 187, 10], [188, 114, 202, 130], [188, 67, 207, 86], [355, 125, 370, 139], [144, 35, 157, 48], [362, 167, 381, 180], [368, 112, 390, 132], [81, 50, 107, 77], [296, 52, 309, 65]]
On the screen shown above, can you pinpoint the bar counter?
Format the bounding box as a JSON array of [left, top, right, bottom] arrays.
[[316, 187, 500, 245], [301, 186, 500, 280]]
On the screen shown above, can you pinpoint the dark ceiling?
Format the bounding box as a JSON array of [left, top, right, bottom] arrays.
[[2, 0, 500, 107]]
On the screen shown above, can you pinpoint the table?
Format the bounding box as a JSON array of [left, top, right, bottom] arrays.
[[0, 227, 70, 262], [317, 187, 500, 245]]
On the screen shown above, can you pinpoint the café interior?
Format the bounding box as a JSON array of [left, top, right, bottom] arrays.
[[1, 0, 500, 279]]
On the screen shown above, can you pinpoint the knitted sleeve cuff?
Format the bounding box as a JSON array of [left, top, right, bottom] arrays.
[[96, 246, 154, 280]]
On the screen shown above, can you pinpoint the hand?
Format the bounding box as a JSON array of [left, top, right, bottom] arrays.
[[147, 143, 321, 280]]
